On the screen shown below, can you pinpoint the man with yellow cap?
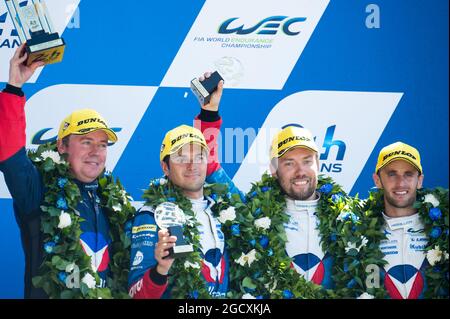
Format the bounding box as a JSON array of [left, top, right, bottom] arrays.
[[193, 72, 335, 291], [128, 125, 231, 298], [371, 142, 430, 299], [0, 44, 128, 298]]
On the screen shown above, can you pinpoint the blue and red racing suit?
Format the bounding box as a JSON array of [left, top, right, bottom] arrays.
[[380, 213, 429, 299], [0, 86, 112, 298], [127, 197, 229, 298], [195, 109, 334, 289]]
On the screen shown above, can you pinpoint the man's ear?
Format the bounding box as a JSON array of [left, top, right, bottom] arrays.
[[161, 160, 170, 177], [373, 172, 382, 189], [417, 173, 424, 189], [270, 162, 277, 178], [57, 139, 66, 155]]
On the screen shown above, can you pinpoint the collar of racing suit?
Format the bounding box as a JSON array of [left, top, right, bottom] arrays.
[[382, 212, 422, 231], [285, 192, 320, 214]]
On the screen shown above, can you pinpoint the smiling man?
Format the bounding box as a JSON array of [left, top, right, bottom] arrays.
[[372, 142, 430, 299], [128, 125, 231, 298], [0, 44, 122, 298]]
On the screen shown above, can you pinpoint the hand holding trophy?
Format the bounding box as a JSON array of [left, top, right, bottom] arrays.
[[155, 202, 194, 259], [5, 0, 65, 66]]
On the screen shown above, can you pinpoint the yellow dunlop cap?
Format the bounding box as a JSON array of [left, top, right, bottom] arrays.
[[270, 126, 319, 159], [160, 125, 209, 161], [58, 109, 118, 143], [375, 141, 422, 174]]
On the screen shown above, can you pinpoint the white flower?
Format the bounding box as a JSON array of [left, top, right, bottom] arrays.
[[423, 194, 440, 208], [58, 212, 72, 229], [345, 236, 368, 254], [184, 261, 201, 269], [254, 217, 271, 230], [427, 245, 444, 266], [242, 293, 256, 299], [218, 207, 236, 224], [360, 236, 368, 248], [345, 242, 359, 253], [81, 273, 97, 289], [40, 150, 64, 164], [357, 292, 375, 299], [112, 203, 122, 212], [159, 178, 167, 185], [445, 252, 449, 261], [235, 249, 257, 267]]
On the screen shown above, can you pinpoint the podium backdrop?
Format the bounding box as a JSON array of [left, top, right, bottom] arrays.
[[0, 0, 448, 298]]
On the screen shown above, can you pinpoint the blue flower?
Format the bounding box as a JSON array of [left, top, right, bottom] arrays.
[[430, 226, 442, 239], [44, 241, 56, 254], [319, 183, 333, 195], [190, 290, 199, 299], [343, 263, 349, 272], [433, 266, 441, 273], [58, 272, 67, 283], [261, 186, 271, 193], [267, 249, 273, 257], [167, 197, 176, 202], [57, 178, 68, 189], [282, 290, 294, 299], [249, 239, 256, 246], [429, 208, 442, 221], [351, 226, 357, 232], [331, 193, 343, 203], [254, 208, 262, 216], [153, 179, 160, 187], [226, 192, 232, 199], [340, 212, 359, 223], [330, 233, 337, 242], [346, 279, 357, 288], [231, 224, 240, 236], [244, 287, 256, 293], [56, 197, 68, 210], [248, 191, 258, 199], [259, 235, 269, 249], [446, 229, 449, 237], [210, 193, 218, 201], [256, 295, 264, 299]]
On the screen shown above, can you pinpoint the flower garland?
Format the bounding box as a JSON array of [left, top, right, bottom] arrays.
[[28, 143, 135, 299], [362, 187, 449, 299], [224, 173, 362, 299], [316, 180, 387, 299], [142, 178, 238, 299]]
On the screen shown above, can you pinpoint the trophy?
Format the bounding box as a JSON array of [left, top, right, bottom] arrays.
[[5, 0, 65, 66], [155, 202, 194, 258], [190, 70, 224, 105]]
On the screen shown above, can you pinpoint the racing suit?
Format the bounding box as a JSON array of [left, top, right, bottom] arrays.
[[380, 213, 429, 299], [0, 86, 112, 298], [195, 109, 334, 289], [127, 197, 229, 298]]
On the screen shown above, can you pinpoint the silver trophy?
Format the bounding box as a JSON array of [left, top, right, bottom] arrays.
[[5, 0, 65, 65], [155, 202, 193, 258]]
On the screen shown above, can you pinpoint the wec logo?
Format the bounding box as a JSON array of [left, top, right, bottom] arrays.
[[218, 16, 306, 36]]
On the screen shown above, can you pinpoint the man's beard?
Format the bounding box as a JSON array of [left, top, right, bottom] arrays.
[[277, 172, 317, 201]]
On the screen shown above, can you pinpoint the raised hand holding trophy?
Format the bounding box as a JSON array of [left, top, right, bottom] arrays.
[[5, 0, 65, 65], [155, 202, 194, 258], [190, 71, 224, 105]]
